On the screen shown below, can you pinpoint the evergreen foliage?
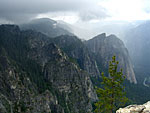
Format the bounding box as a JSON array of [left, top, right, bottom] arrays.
[[95, 56, 128, 113]]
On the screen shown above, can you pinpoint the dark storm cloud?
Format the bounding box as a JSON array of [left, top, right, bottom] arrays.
[[0, 0, 109, 23]]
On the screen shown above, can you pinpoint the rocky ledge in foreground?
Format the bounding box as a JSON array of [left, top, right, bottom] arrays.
[[116, 101, 150, 113]]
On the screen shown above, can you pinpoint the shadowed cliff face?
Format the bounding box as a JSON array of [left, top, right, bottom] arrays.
[[85, 33, 137, 84], [51, 35, 100, 77], [0, 25, 97, 113]]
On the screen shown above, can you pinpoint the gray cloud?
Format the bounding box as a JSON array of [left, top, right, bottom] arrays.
[[79, 7, 109, 21], [0, 0, 109, 23]]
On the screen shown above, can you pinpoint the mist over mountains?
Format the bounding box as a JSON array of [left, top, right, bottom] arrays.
[[124, 21, 150, 86], [0, 17, 150, 113], [0, 0, 150, 112], [20, 18, 74, 37]]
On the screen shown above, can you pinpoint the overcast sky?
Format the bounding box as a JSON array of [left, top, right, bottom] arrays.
[[0, 0, 150, 24]]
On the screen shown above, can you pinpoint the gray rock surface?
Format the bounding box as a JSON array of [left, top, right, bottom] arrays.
[[116, 101, 150, 113]]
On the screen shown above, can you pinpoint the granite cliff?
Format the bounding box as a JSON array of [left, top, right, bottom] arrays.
[[52, 35, 100, 77], [85, 33, 137, 84]]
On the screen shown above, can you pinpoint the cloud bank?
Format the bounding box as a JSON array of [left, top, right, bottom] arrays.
[[0, 0, 109, 23]]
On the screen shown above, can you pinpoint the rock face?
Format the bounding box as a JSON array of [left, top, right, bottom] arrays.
[[85, 33, 137, 84], [116, 101, 150, 113], [52, 35, 100, 77], [0, 25, 97, 113], [20, 18, 73, 37]]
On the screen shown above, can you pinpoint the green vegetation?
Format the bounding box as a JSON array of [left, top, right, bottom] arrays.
[[14, 101, 28, 113], [0, 28, 49, 93], [94, 56, 128, 113], [124, 80, 150, 104]]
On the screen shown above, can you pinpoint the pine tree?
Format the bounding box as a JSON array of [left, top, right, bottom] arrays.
[[94, 56, 128, 113]]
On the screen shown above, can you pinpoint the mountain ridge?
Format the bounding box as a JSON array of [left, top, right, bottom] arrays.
[[0, 24, 97, 113]]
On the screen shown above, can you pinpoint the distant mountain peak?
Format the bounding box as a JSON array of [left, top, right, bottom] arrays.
[[30, 18, 57, 24], [20, 18, 73, 37]]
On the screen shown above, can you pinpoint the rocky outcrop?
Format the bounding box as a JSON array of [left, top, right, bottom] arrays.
[[116, 101, 150, 113], [85, 33, 137, 84]]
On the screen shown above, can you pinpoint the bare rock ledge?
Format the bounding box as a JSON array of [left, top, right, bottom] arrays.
[[116, 101, 150, 113]]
